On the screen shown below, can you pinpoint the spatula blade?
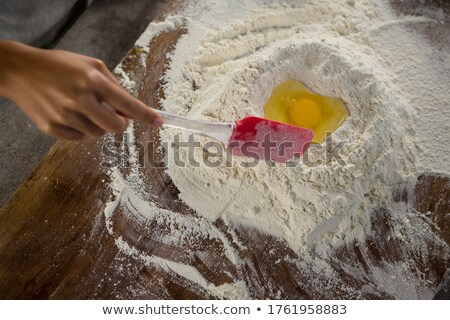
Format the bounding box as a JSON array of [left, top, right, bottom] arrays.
[[228, 116, 314, 163]]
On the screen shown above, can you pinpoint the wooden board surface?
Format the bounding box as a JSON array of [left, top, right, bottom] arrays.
[[0, 0, 449, 299]]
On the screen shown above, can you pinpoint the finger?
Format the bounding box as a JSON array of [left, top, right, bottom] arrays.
[[47, 124, 85, 141], [27, 98, 85, 141], [63, 110, 105, 137], [101, 101, 128, 118], [96, 76, 163, 127], [77, 93, 129, 133], [96, 61, 120, 85]]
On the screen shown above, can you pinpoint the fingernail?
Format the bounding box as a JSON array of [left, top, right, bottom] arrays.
[[152, 117, 164, 128]]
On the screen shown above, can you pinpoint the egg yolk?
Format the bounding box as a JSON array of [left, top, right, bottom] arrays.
[[264, 80, 349, 144], [289, 98, 323, 128]]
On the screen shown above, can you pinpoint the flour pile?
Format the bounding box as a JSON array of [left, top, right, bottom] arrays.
[[105, 0, 449, 299]]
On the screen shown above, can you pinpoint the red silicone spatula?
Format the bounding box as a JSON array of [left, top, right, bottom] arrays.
[[155, 110, 314, 163]]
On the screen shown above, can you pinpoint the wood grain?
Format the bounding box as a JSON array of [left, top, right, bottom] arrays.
[[0, 0, 448, 299]]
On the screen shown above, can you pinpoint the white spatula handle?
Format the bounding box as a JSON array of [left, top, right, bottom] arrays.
[[155, 110, 235, 145]]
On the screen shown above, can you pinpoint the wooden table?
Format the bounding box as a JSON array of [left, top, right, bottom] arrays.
[[1, 0, 449, 299]]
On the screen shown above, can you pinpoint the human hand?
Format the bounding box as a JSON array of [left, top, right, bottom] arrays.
[[0, 40, 163, 140]]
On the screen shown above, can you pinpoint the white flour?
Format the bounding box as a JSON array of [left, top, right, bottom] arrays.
[[107, 0, 449, 298]]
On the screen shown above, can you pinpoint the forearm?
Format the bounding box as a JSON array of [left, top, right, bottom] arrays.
[[0, 39, 35, 99]]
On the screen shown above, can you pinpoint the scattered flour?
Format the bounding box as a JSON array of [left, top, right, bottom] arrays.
[[106, 0, 449, 299], [114, 62, 136, 91]]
